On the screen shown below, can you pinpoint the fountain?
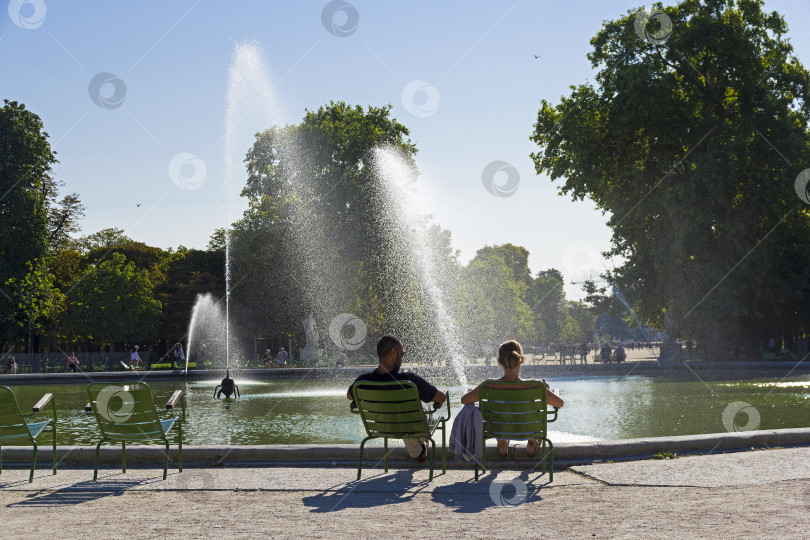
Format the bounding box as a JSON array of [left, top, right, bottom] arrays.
[[369, 145, 469, 391], [222, 40, 277, 372], [186, 292, 242, 371], [190, 42, 472, 392]]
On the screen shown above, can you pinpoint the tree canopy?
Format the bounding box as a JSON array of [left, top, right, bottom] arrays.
[[531, 0, 810, 361]]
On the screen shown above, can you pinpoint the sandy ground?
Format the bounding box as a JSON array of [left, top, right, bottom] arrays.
[[1, 446, 808, 539]]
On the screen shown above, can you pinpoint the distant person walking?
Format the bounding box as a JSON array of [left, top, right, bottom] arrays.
[[173, 343, 185, 368], [277, 347, 288, 368], [67, 352, 79, 372], [131, 346, 142, 369], [8, 356, 18, 374]]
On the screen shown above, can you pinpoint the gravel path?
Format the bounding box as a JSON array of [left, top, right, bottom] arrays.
[[1, 447, 809, 539]]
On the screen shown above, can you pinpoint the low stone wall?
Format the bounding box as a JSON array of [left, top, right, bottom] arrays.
[[4, 428, 809, 469], [2, 359, 809, 386]]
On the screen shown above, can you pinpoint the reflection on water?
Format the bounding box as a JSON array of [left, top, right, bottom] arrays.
[[6, 374, 810, 445]]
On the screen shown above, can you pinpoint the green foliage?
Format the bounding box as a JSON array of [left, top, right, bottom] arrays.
[[4, 259, 62, 351], [74, 227, 134, 254], [528, 269, 567, 343], [0, 100, 56, 335], [531, 0, 810, 360], [463, 254, 533, 343], [65, 252, 161, 345], [157, 248, 225, 342], [234, 102, 419, 346], [474, 244, 532, 285]]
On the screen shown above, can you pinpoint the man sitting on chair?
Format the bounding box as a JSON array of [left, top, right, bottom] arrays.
[[347, 335, 446, 463]]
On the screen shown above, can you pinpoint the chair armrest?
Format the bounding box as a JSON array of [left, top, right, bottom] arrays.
[[432, 392, 452, 424], [32, 393, 53, 412], [165, 390, 183, 409], [547, 406, 559, 423]]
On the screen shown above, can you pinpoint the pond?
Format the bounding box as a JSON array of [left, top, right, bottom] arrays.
[[5, 374, 810, 446]]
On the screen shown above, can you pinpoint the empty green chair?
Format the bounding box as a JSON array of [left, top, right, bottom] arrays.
[[476, 380, 558, 481], [86, 382, 185, 480], [352, 381, 451, 481], [0, 386, 57, 483]]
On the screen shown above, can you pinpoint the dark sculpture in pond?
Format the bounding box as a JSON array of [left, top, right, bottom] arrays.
[[214, 370, 240, 399]]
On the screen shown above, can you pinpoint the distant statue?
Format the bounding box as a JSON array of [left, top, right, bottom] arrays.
[[303, 313, 318, 348]]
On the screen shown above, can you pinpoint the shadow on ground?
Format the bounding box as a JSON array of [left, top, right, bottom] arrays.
[[301, 469, 551, 513], [302, 469, 430, 512], [5, 477, 149, 507], [431, 470, 549, 513]]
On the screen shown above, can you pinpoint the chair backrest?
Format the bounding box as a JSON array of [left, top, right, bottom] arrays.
[[479, 380, 549, 441], [353, 381, 430, 438], [0, 386, 32, 442], [87, 382, 164, 441]]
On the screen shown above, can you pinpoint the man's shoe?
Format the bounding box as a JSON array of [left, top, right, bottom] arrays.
[[417, 443, 428, 463]]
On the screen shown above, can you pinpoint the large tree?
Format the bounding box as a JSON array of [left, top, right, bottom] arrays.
[[234, 102, 424, 353], [65, 252, 161, 347], [0, 100, 56, 338], [531, 0, 810, 362]]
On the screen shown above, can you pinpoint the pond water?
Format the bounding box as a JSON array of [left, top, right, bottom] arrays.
[[5, 374, 810, 446]]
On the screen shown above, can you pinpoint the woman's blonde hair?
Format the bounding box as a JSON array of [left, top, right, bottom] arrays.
[[497, 340, 523, 370]]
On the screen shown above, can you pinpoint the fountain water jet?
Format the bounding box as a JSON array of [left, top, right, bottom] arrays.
[[370, 145, 469, 390], [186, 293, 243, 371], [224, 40, 278, 370]]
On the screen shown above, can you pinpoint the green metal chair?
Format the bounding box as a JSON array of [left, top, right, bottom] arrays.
[[86, 382, 185, 480], [351, 381, 451, 481], [476, 380, 558, 482], [0, 386, 57, 483]]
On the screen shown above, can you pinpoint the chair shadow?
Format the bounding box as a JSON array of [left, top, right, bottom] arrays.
[[431, 470, 549, 513], [302, 469, 431, 513], [5, 474, 150, 507]]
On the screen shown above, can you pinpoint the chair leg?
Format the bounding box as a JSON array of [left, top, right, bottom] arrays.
[[441, 423, 446, 474], [357, 437, 371, 480], [1, 445, 3, 475], [428, 438, 435, 481], [52, 424, 57, 475], [178, 424, 183, 473], [93, 440, 103, 481], [383, 438, 388, 473], [545, 438, 554, 482], [121, 441, 126, 473], [29, 442, 38, 483], [163, 439, 170, 480]]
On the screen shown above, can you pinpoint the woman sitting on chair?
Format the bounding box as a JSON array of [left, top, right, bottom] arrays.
[[461, 340, 564, 458]]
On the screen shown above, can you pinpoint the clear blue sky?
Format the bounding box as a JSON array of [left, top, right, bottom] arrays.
[[2, 0, 809, 299]]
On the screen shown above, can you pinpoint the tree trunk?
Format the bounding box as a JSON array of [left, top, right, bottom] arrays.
[[659, 309, 681, 366]]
